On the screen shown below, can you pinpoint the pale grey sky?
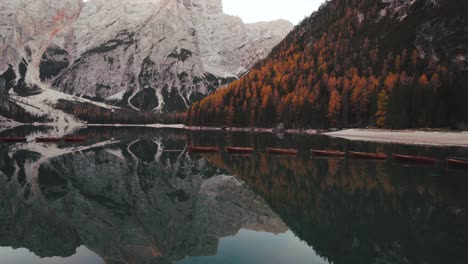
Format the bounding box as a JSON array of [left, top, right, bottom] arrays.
[[83, 0, 325, 25], [223, 0, 324, 24]]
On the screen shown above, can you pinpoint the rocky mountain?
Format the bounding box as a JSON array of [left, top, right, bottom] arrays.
[[0, 0, 83, 95], [0, 0, 84, 121], [0, 0, 292, 122], [188, 0, 468, 129], [47, 0, 292, 113]]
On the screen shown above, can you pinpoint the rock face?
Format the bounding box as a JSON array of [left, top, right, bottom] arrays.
[[39, 45, 70, 82], [0, 79, 7, 111], [0, 0, 292, 118], [0, 65, 19, 111], [51, 0, 293, 112], [0, 0, 83, 91]]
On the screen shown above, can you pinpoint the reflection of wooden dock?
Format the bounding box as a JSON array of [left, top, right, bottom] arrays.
[[36, 137, 62, 143], [311, 150, 345, 157], [188, 146, 219, 153], [0, 137, 27, 143], [447, 158, 468, 168], [349, 151, 387, 160], [393, 154, 438, 164], [63, 137, 86, 143], [225, 147, 254, 154], [267, 148, 298, 155]]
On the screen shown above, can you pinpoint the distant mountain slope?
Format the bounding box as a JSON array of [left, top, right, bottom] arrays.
[[0, 0, 84, 122], [0, 0, 83, 88], [0, 0, 292, 123], [187, 0, 468, 129], [50, 0, 292, 113]]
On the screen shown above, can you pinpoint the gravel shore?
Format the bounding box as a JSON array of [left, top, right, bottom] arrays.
[[325, 129, 468, 147]]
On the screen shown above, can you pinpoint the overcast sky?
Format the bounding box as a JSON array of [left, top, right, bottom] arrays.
[[83, 0, 324, 25], [223, 0, 324, 24]]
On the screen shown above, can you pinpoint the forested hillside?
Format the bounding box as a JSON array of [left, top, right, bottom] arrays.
[[187, 0, 468, 129]]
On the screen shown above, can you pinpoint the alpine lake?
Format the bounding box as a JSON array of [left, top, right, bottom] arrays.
[[0, 126, 467, 264]]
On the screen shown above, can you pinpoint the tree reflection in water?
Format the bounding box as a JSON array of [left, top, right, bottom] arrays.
[[205, 151, 468, 264], [0, 126, 467, 264]]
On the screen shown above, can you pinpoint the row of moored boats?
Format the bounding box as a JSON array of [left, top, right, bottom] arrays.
[[0, 137, 86, 143], [188, 146, 468, 168]]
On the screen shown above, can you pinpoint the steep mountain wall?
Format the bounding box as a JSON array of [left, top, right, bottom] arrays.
[[51, 0, 293, 112]]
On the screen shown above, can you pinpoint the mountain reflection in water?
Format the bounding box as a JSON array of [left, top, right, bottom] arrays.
[[0, 126, 467, 264]]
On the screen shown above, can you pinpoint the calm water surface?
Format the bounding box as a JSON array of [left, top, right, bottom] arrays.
[[0, 126, 467, 264]]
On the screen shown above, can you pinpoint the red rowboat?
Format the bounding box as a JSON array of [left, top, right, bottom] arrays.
[[350, 151, 387, 160], [63, 137, 86, 143], [267, 148, 298, 155], [225, 146, 254, 154], [188, 146, 219, 153], [0, 137, 27, 143], [393, 154, 438, 164], [311, 149, 345, 157], [446, 158, 468, 168], [36, 137, 62, 143]]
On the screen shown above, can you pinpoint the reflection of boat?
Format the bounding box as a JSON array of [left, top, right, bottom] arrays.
[[63, 137, 86, 143], [0, 137, 27, 143], [350, 151, 387, 160], [393, 154, 438, 164], [225, 147, 254, 154], [189, 146, 219, 153], [447, 158, 468, 168], [267, 148, 298, 155], [36, 137, 62, 143], [311, 150, 345, 157]]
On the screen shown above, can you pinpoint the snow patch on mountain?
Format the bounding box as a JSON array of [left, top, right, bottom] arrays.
[[8, 87, 120, 124], [0, 0, 84, 120]]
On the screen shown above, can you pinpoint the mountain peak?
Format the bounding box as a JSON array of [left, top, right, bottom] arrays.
[[0, 0, 292, 121], [46, 0, 292, 113]]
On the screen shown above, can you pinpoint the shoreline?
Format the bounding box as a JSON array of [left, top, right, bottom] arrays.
[[186, 126, 468, 147], [0, 122, 186, 130], [87, 123, 186, 129], [2, 122, 468, 147], [184, 126, 317, 134], [325, 129, 468, 147]]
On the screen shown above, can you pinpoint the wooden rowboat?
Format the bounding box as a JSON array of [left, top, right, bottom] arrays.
[[36, 137, 62, 143], [446, 158, 468, 168], [0, 137, 27, 143], [311, 149, 345, 157], [393, 154, 438, 164], [349, 151, 387, 160], [188, 146, 219, 153], [267, 148, 298, 155], [63, 137, 86, 143], [225, 146, 254, 154]]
